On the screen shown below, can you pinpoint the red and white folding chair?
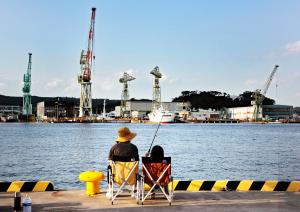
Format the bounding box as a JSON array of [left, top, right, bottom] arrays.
[[140, 157, 173, 205]]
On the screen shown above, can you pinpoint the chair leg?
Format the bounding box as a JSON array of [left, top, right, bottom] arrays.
[[136, 177, 140, 204], [106, 170, 113, 200], [141, 176, 144, 205], [170, 176, 174, 204], [111, 174, 114, 204]]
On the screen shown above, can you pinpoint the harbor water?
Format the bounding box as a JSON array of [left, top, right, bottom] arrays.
[[0, 123, 299, 189]]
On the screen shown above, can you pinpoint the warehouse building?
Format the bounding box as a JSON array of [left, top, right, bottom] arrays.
[[262, 105, 293, 120], [0, 105, 22, 115], [227, 105, 293, 121], [37, 99, 78, 120], [189, 108, 220, 121]]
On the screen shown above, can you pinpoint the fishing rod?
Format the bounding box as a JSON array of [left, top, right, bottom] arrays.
[[147, 114, 164, 154]]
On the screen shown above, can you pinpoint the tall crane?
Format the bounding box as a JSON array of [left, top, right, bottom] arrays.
[[251, 65, 279, 121], [119, 72, 136, 117], [23, 53, 32, 116], [78, 7, 96, 117], [150, 66, 162, 111]]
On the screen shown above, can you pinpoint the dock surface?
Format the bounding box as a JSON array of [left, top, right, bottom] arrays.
[[0, 190, 299, 211]]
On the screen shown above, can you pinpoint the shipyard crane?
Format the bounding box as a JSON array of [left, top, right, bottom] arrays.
[[78, 7, 96, 117], [119, 72, 136, 117], [23, 53, 32, 116], [251, 65, 279, 121], [150, 66, 162, 111]]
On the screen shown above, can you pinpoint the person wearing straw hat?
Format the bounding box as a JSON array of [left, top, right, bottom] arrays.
[[108, 127, 139, 161], [107, 127, 139, 199]]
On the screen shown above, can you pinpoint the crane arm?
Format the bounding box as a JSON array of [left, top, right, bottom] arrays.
[[262, 65, 279, 96], [23, 53, 32, 93], [80, 7, 96, 82]]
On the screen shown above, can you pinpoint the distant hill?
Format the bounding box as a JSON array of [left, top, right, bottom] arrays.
[[0, 94, 120, 112]]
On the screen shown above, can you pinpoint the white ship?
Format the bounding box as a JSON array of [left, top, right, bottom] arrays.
[[148, 107, 176, 123]]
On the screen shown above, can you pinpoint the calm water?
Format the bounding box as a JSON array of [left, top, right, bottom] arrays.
[[0, 123, 299, 189]]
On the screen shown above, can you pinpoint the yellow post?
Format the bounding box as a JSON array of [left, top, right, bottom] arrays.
[[79, 170, 105, 196], [86, 181, 100, 196]]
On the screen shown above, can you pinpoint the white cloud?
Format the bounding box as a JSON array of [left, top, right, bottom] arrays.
[[124, 68, 135, 76], [0, 75, 5, 86], [152, 72, 178, 85], [46, 79, 63, 88], [93, 73, 119, 91], [292, 71, 300, 78], [0, 82, 5, 88], [245, 79, 258, 86], [296, 92, 300, 97], [285, 40, 300, 53], [99, 77, 118, 91], [64, 80, 78, 93], [117, 68, 138, 78]]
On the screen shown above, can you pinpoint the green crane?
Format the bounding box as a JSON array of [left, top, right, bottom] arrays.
[[23, 53, 32, 116]]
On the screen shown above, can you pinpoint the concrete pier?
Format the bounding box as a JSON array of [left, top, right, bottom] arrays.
[[0, 190, 299, 211]]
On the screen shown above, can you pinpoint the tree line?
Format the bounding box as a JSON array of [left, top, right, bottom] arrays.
[[1, 90, 275, 112], [0, 95, 120, 113], [172, 90, 275, 110]]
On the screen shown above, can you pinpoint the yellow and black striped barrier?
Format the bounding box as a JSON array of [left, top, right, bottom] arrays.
[[0, 181, 54, 192], [171, 180, 300, 192], [2, 180, 299, 192]]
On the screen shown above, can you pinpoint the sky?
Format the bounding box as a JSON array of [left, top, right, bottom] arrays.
[[0, 0, 300, 106]]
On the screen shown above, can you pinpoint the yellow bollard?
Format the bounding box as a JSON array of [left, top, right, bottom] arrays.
[[79, 170, 105, 196]]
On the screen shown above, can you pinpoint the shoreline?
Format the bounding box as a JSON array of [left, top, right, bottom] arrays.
[[1, 120, 300, 124]]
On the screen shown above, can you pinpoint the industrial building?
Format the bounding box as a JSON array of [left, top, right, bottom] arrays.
[[37, 100, 78, 121], [227, 105, 293, 121], [114, 101, 191, 118], [0, 105, 22, 115], [293, 107, 300, 120], [0, 105, 22, 122], [262, 105, 293, 120], [189, 109, 220, 121]]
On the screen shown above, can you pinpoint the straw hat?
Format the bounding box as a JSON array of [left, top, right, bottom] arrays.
[[116, 127, 137, 142]]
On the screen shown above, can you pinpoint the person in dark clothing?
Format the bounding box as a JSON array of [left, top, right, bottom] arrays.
[[147, 145, 168, 198], [107, 127, 139, 199], [108, 127, 139, 160], [150, 145, 164, 159]]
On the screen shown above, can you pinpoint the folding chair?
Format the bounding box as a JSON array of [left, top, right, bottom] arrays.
[[107, 155, 140, 205], [140, 157, 173, 205]]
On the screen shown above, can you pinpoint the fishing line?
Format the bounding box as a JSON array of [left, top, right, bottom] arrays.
[[147, 114, 164, 154]]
